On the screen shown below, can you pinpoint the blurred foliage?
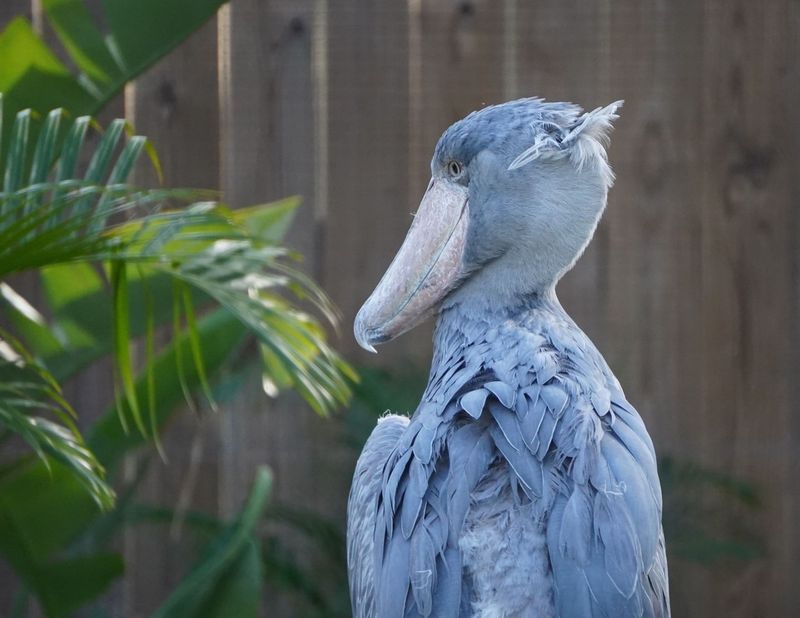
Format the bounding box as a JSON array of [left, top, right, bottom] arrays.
[[152, 467, 272, 618], [0, 103, 352, 617], [659, 456, 765, 565], [0, 1, 357, 616], [0, 100, 352, 492]]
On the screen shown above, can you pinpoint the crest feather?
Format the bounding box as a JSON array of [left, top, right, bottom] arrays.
[[508, 100, 623, 187]]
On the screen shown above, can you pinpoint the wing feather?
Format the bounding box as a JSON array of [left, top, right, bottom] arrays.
[[347, 414, 410, 618], [542, 381, 669, 617]]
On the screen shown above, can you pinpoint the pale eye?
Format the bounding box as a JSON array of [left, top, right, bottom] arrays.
[[448, 160, 463, 177]]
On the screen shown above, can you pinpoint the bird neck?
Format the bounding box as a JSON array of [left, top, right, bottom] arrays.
[[434, 286, 566, 351], [440, 234, 575, 323]]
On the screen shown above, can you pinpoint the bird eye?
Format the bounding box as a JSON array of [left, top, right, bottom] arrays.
[[448, 160, 463, 177]]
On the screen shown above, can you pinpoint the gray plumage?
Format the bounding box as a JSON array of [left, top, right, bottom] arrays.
[[348, 98, 669, 617]]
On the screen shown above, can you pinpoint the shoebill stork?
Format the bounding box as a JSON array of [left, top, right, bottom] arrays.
[[348, 98, 669, 617]]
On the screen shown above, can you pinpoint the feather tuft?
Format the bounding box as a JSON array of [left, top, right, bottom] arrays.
[[559, 486, 594, 565], [459, 388, 489, 419]]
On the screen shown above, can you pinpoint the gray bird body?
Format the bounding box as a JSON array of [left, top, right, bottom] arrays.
[[348, 99, 669, 617]]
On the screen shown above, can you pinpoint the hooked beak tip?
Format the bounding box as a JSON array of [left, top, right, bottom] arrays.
[[354, 310, 380, 354], [361, 342, 378, 354]]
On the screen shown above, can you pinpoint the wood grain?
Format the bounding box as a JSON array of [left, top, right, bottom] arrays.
[[699, 2, 799, 615], [218, 1, 328, 615], [605, 3, 707, 614], [120, 17, 222, 618]]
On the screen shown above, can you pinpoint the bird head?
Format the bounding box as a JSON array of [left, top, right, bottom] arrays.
[[355, 97, 621, 352]]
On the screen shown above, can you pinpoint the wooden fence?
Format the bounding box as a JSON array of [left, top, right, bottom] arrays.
[[1, 1, 799, 616]]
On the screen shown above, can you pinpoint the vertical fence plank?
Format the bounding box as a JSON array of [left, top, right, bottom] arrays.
[[121, 17, 221, 617], [321, 0, 415, 581], [217, 0, 318, 512], [604, 2, 706, 455], [218, 1, 325, 614], [700, 1, 800, 615], [602, 3, 707, 614]]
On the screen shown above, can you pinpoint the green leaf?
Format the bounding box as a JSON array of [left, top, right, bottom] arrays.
[[91, 135, 149, 230], [233, 196, 299, 244], [33, 552, 124, 618], [29, 108, 65, 185], [0, 462, 143, 617], [41, 0, 123, 87], [0, 18, 72, 92], [152, 467, 271, 618], [172, 278, 195, 414], [0, 459, 102, 562], [88, 308, 249, 467], [199, 542, 262, 618], [0, 400, 87, 485], [168, 241, 353, 414], [4, 109, 33, 194], [0, 351, 113, 509], [0, 459, 121, 618], [0, 19, 93, 159], [181, 280, 216, 411], [0, 282, 63, 358], [32, 197, 320, 391], [140, 267, 159, 448], [111, 261, 143, 434], [83, 118, 128, 183], [100, 0, 228, 82], [0, 1, 227, 123], [55, 115, 91, 181], [42, 265, 208, 381]]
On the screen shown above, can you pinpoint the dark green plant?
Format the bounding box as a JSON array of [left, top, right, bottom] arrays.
[[153, 467, 272, 618], [659, 456, 764, 565], [0, 103, 352, 617]]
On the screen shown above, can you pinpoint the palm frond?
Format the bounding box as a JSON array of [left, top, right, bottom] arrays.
[[0, 331, 113, 508], [0, 103, 353, 502], [167, 240, 353, 414]]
